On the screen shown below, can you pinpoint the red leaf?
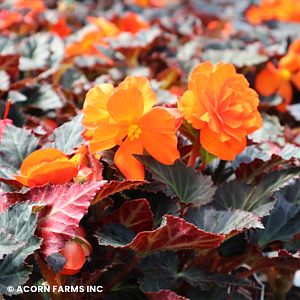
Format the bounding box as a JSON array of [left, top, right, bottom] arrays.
[[0, 189, 8, 215], [7, 182, 107, 257], [87, 152, 103, 181], [145, 290, 189, 300], [100, 199, 154, 234], [0, 178, 23, 191], [0, 54, 20, 77], [127, 215, 224, 256], [91, 180, 146, 205]]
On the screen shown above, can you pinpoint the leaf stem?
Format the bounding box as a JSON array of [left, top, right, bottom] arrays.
[[98, 255, 141, 297]]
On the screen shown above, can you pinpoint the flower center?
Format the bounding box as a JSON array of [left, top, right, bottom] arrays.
[[127, 124, 142, 141], [279, 69, 291, 81]]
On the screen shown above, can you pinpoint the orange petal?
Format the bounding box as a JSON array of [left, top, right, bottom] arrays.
[[140, 132, 180, 165], [178, 90, 206, 129], [291, 71, 300, 90], [59, 241, 86, 275], [200, 127, 246, 161], [191, 61, 214, 77], [205, 72, 222, 108], [83, 84, 114, 107], [89, 124, 128, 153], [27, 161, 78, 187], [114, 138, 144, 180], [254, 68, 281, 96], [12, 175, 29, 186], [82, 105, 111, 130], [161, 107, 183, 129], [117, 76, 157, 114], [213, 62, 238, 87], [278, 81, 293, 102], [107, 87, 144, 125], [138, 107, 178, 134], [19, 149, 69, 176]]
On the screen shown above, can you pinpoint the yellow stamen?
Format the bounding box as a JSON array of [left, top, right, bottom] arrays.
[[279, 69, 291, 81], [127, 124, 141, 141]]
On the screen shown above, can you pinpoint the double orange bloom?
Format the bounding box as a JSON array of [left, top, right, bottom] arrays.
[[178, 62, 263, 161], [82, 76, 182, 180]]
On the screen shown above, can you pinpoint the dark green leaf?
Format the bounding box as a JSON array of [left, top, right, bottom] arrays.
[[0, 228, 25, 259], [232, 146, 270, 171], [135, 156, 216, 205], [43, 114, 85, 154], [178, 267, 251, 290], [0, 201, 42, 296], [184, 206, 264, 235], [188, 285, 233, 300], [201, 46, 268, 68], [279, 178, 300, 204], [257, 193, 300, 248], [0, 124, 39, 173], [19, 32, 64, 70], [213, 168, 300, 217], [140, 276, 172, 293], [24, 83, 63, 110], [95, 223, 136, 248], [138, 251, 179, 282], [45, 253, 67, 274]]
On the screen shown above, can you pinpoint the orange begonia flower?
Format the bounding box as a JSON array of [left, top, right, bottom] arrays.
[[58, 240, 86, 275], [82, 76, 158, 137], [49, 17, 72, 39], [246, 0, 300, 24], [13, 148, 78, 187], [115, 12, 149, 34], [178, 61, 263, 161], [14, 0, 46, 13], [82, 76, 182, 180], [255, 38, 300, 112], [59, 226, 92, 275], [64, 17, 119, 59]]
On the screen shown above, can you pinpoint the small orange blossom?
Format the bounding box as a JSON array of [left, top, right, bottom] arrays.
[[255, 38, 300, 112], [178, 61, 263, 161], [82, 76, 182, 180], [13, 148, 78, 187]]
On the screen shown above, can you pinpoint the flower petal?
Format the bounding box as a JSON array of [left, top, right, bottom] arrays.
[[114, 138, 144, 180], [19, 148, 68, 176], [117, 76, 156, 114], [162, 107, 183, 129], [191, 61, 214, 76], [83, 84, 114, 107], [138, 107, 178, 134], [255, 68, 281, 96], [291, 70, 300, 90], [140, 132, 180, 165], [200, 127, 246, 161], [27, 161, 78, 187], [179, 90, 206, 129], [89, 124, 127, 153], [107, 87, 144, 125]]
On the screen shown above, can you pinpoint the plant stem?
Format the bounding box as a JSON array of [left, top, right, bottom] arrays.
[[188, 137, 200, 168], [99, 255, 141, 297]]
